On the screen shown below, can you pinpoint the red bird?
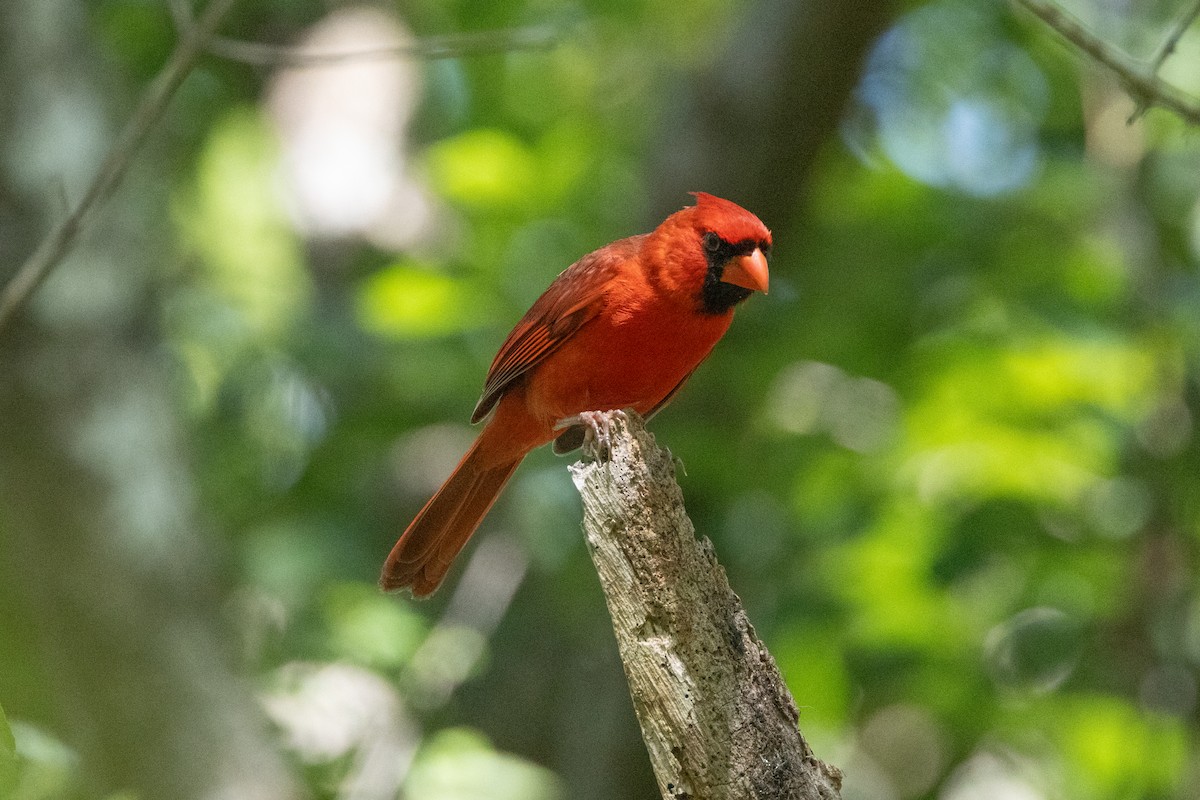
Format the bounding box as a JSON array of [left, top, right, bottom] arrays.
[[381, 193, 771, 596]]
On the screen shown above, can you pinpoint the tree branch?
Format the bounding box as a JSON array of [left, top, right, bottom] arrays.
[[167, 0, 565, 68], [0, 0, 237, 333], [569, 411, 842, 800], [1148, 0, 1200, 75], [1013, 0, 1200, 126]]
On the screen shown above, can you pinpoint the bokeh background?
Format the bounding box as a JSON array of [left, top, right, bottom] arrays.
[[2, 0, 1200, 798]]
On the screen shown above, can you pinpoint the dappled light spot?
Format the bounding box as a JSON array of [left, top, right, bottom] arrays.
[[1054, 693, 1189, 797], [767, 360, 899, 453], [5, 720, 77, 798], [984, 606, 1083, 694], [910, 441, 1095, 508], [768, 360, 843, 436], [903, 335, 1159, 506], [1081, 476, 1151, 540], [826, 376, 900, 453], [837, 749, 899, 800], [1083, 87, 1147, 169], [405, 728, 564, 800], [262, 662, 416, 794], [940, 752, 1044, 800], [425, 120, 603, 220], [425, 129, 540, 211], [358, 262, 491, 339], [266, 7, 434, 247], [175, 109, 311, 341], [239, 360, 332, 491], [853, 0, 1046, 196], [404, 624, 488, 707], [263, 662, 404, 759], [857, 704, 948, 798], [321, 582, 428, 670]]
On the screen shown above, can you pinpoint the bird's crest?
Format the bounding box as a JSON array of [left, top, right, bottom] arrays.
[[686, 192, 771, 247]]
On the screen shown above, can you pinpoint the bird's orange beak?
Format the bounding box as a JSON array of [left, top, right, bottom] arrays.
[[720, 248, 769, 294]]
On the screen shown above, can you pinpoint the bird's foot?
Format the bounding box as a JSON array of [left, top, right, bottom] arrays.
[[581, 410, 614, 460], [555, 409, 626, 462]]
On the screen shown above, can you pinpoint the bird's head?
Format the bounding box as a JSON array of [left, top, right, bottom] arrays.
[[651, 192, 772, 315]]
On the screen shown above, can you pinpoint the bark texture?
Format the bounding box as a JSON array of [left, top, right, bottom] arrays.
[[569, 412, 842, 800]]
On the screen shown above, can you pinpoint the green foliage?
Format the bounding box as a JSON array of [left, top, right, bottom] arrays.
[[406, 728, 565, 800], [358, 261, 496, 339], [4, 0, 1200, 798], [0, 716, 83, 800]]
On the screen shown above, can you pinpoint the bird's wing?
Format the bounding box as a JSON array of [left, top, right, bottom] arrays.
[[470, 239, 637, 423]]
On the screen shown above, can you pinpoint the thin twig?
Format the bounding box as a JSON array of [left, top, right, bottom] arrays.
[[168, 0, 564, 68], [0, 0, 237, 332], [1013, 0, 1200, 126], [205, 26, 562, 67], [1149, 0, 1200, 74], [1134, 0, 1200, 119]]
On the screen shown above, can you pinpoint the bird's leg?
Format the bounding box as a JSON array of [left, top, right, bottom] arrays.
[[555, 409, 626, 462]]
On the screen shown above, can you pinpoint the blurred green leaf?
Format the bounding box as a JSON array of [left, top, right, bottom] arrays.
[[773, 627, 852, 730], [426, 129, 540, 211], [174, 108, 310, 345], [321, 582, 427, 669], [1054, 694, 1189, 799], [405, 728, 564, 800], [903, 336, 1158, 505], [357, 261, 494, 339], [7, 2, 1200, 799], [6, 721, 79, 800]]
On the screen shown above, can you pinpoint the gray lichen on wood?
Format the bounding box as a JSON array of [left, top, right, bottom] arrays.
[[569, 411, 843, 800]]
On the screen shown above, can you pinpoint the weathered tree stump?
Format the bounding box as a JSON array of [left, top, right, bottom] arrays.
[[570, 411, 842, 800]]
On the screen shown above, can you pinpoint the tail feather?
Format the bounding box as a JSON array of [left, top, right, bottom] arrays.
[[381, 438, 522, 597]]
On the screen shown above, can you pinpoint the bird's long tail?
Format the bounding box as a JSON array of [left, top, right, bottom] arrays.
[[380, 434, 523, 597]]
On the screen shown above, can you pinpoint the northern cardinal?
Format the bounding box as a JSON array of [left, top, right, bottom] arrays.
[[382, 193, 771, 596]]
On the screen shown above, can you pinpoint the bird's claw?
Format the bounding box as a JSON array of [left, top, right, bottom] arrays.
[[556, 409, 626, 462], [582, 410, 613, 461]]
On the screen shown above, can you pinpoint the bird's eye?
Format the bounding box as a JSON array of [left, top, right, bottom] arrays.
[[703, 232, 721, 252]]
